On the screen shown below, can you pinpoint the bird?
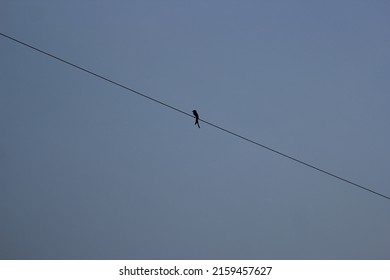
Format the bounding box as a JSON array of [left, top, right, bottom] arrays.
[[192, 110, 200, 128]]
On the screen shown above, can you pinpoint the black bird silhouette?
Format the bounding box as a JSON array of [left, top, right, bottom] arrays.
[[192, 110, 200, 128]]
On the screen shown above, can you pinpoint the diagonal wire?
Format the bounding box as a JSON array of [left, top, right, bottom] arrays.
[[1, 32, 389, 201], [0, 33, 192, 118]]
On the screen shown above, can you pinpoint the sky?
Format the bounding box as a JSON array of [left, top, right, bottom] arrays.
[[1, 0, 390, 260]]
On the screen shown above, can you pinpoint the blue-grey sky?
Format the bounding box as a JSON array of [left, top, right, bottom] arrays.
[[1, 0, 390, 259]]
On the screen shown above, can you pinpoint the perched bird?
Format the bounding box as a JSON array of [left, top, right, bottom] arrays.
[[192, 110, 200, 128]]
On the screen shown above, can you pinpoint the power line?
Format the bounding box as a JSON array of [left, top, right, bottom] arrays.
[[1, 32, 389, 201], [0, 33, 191, 118]]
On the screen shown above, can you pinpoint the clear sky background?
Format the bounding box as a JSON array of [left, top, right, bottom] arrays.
[[1, 0, 389, 259]]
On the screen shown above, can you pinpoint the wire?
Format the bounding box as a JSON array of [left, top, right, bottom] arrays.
[[0, 33, 191, 118], [1, 32, 389, 201]]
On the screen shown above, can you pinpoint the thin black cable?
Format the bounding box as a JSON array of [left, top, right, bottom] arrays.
[[1, 32, 389, 201], [202, 120, 390, 200], [0, 32, 192, 118]]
